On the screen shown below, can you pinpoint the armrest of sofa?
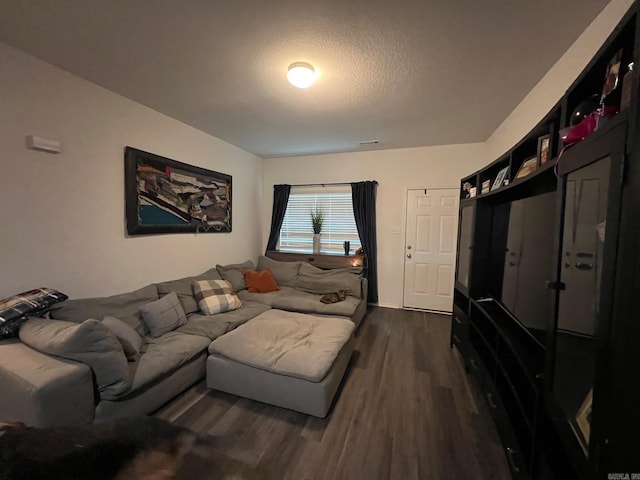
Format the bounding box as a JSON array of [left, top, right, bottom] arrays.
[[0, 339, 95, 427], [360, 277, 368, 304]]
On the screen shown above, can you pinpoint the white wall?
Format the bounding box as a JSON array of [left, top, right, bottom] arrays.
[[262, 143, 488, 308], [485, 0, 634, 159], [0, 42, 263, 299]]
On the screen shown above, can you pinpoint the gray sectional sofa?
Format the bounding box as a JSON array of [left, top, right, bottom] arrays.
[[0, 257, 367, 427]]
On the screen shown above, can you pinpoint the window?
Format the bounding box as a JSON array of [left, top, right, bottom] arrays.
[[278, 187, 361, 254]]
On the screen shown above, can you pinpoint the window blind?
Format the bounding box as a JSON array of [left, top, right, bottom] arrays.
[[278, 187, 361, 254]]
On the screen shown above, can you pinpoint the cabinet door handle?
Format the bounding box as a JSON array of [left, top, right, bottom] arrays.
[[486, 392, 497, 410], [575, 262, 594, 271], [469, 359, 479, 371], [453, 334, 462, 344], [454, 315, 463, 324], [506, 447, 521, 474]]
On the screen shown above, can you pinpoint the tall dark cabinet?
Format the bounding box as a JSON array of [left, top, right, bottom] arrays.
[[452, 5, 640, 479]]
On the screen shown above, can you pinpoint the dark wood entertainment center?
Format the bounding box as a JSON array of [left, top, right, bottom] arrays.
[[452, 4, 640, 479]]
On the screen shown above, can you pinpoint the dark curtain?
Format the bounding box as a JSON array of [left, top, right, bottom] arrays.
[[265, 184, 291, 253], [351, 181, 378, 303]]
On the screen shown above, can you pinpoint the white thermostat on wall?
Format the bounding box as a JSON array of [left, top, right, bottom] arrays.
[[26, 135, 62, 154]]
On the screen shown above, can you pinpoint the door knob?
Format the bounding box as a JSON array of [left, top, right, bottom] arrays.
[[406, 253, 412, 259]]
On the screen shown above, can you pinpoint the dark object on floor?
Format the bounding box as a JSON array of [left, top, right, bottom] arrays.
[[320, 290, 346, 304], [0, 417, 215, 480]]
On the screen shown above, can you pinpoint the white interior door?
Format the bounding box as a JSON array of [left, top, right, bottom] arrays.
[[403, 188, 459, 312]]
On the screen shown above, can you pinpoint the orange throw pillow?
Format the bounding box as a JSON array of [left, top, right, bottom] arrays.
[[243, 269, 279, 293]]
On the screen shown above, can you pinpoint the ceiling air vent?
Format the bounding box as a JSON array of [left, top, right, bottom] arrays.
[[357, 140, 380, 146]]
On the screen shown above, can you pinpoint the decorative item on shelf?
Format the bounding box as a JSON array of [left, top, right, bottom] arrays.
[[310, 206, 324, 254], [601, 49, 623, 103], [515, 157, 538, 179], [559, 94, 616, 147], [575, 389, 593, 451], [343, 241, 350, 255], [469, 186, 477, 197], [537, 134, 551, 165], [481, 179, 491, 194], [352, 247, 367, 267], [491, 166, 509, 191], [462, 182, 473, 198], [620, 62, 634, 111], [597, 48, 623, 130]]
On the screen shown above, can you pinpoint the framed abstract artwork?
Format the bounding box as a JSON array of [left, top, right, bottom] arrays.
[[125, 147, 232, 235]]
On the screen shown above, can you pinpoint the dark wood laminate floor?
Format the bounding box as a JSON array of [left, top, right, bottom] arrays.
[[154, 307, 511, 479]]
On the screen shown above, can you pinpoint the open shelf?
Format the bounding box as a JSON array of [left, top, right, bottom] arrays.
[[451, 5, 639, 477]]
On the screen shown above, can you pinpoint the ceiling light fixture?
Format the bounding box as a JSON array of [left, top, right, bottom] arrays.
[[287, 62, 317, 88]]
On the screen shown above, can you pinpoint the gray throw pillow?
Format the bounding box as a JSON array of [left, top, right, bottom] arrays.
[[257, 256, 301, 287], [49, 284, 158, 336], [139, 291, 187, 338], [216, 260, 255, 292], [156, 267, 222, 315], [101, 316, 142, 361], [19, 317, 131, 400], [297, 263, 363, 298]]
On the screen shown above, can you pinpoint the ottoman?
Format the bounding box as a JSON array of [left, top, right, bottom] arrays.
[[206, 309, 355, 417]]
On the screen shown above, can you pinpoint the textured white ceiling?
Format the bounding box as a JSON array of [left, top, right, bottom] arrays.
[[0, 0, 610, 158]]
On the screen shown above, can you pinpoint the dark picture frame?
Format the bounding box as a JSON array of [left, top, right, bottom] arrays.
[[601, 48, 623, 102], [537, 134, 551, 166], [516, 156, 538, 179], [125, 147, 232, 235], [491, 166, 509, 191]]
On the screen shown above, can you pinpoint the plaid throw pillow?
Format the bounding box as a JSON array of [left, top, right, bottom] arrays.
[[0, 288, 68, 339], [192, 280, 242, 315]]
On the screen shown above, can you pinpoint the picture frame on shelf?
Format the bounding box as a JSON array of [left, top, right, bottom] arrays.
[[515, 156, 538, 180], [601, 48, 623, 103], [491, 166, 509, 191], [537, 134, 551, 165], [481, 179, 491, 194], [462, 181, 473, 198]]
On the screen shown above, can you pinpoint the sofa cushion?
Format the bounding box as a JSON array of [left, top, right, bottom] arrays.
[[101, 316, 142, 361], [0, 288, 68, 339], [177, 301, 271, 340], [49, 284, 159, 336], [257, 256, 301, 287], [0, 338, 94, 427], [124, 331, 211, 396], [139, 292, 188, 338], [297, 263, 363, 298], [209, 309, 354, 382], [192, 280, 242, 315], [238, 287, 360, 318], [216, 260, 255, 292], [156, 267, 221, 315], [19, 317, 131, 400], [243, 269, 279, 293]]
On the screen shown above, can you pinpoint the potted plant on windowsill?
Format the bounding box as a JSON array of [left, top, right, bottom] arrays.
[[310, 207, 324, 254]]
